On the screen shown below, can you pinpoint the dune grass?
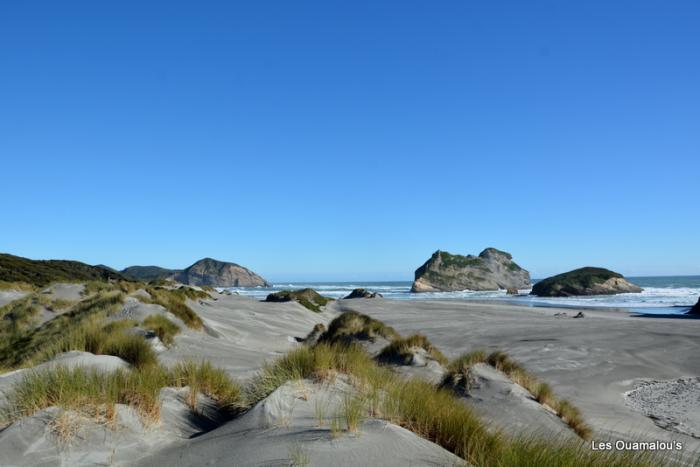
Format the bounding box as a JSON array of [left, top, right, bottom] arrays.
[[170, 360, 241, 413], [377, 333, 449, 366], [143, 314, 180, 346], [0, 360, 241, 427], [0, 295, 41, 338], [442, 349, 592, 440], [318, 310, 399, 343], [0, 291, 127, 369], [244, 341, 661, 466], [141, 286, 206, 329], [32, 318, 156, 368]]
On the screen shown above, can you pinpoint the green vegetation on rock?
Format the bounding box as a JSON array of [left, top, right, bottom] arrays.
[[438, 251, 485, 269], [531, 267, 641, 297]]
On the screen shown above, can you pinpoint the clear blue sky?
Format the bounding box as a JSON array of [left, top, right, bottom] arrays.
[[1, 1, 698, 281]]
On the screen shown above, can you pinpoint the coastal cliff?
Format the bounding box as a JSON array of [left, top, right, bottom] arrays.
[[531, 267, 642, 297], [411, 248, 531, 293]]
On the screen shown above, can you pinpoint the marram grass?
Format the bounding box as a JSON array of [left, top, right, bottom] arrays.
[[143, 314, 181, 347], [243, 340, 666, 467], [442, 349, 592, 440], [0, 361, 241, 427]]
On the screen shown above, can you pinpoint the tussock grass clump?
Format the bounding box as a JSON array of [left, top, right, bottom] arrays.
[[442, 349, 592, 440], [0, 361, 241, 426], [318, 311, 399, 344], [341, 394, 364, 432], [244, 343, 375, 405], [143, 314, 180, 346], [170, 360, 241, 414], [142, 287, 205, 329], [265, 288, 334, 313], [376, 333, 448, 366], [36, 319, 156, 368]]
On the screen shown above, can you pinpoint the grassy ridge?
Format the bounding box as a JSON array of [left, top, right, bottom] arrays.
[[0, 253, 126, 287], [140, 286, 208, 329], [442, 350, 592, 439], [244, 341, 664, 467], [0, 291, 126, 368]]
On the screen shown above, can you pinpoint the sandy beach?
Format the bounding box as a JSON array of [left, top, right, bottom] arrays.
[[2, 286, 699, 466]]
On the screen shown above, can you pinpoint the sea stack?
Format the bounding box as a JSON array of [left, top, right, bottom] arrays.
[[531, 267, 642, 297], [411, 248, 531, 293], [175, 258, 270, 287]]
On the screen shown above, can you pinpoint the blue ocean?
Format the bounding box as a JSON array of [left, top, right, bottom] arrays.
[[225, 276, 700, 315]]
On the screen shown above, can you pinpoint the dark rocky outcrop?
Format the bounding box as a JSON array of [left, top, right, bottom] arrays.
[[121, 266, 179, 282], [343, 288, 383, 299], [531, 267, 642, 297], [265, 288, 333, 312], [689, 298, 700, 315], [411, 248, 531, 293], [175, 258, 270, 288]]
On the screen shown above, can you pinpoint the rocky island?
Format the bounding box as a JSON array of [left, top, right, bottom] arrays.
[[175, 258, 270, 288], [531, 267, 642, 297], [122, 258, 270, 288], [411, 248, 531, 293], [344, 288, 383, 299]]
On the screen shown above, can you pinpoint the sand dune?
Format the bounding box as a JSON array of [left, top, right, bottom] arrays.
[[334, 298, 700, 453]]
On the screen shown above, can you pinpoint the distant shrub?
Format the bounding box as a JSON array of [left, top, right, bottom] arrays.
[[377, 333, 448, 366], [318, 311, 399, 343], [265, 288, 334, 313]]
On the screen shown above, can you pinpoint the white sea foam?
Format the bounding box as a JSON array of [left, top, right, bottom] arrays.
[[224, 278, 700, 314]]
